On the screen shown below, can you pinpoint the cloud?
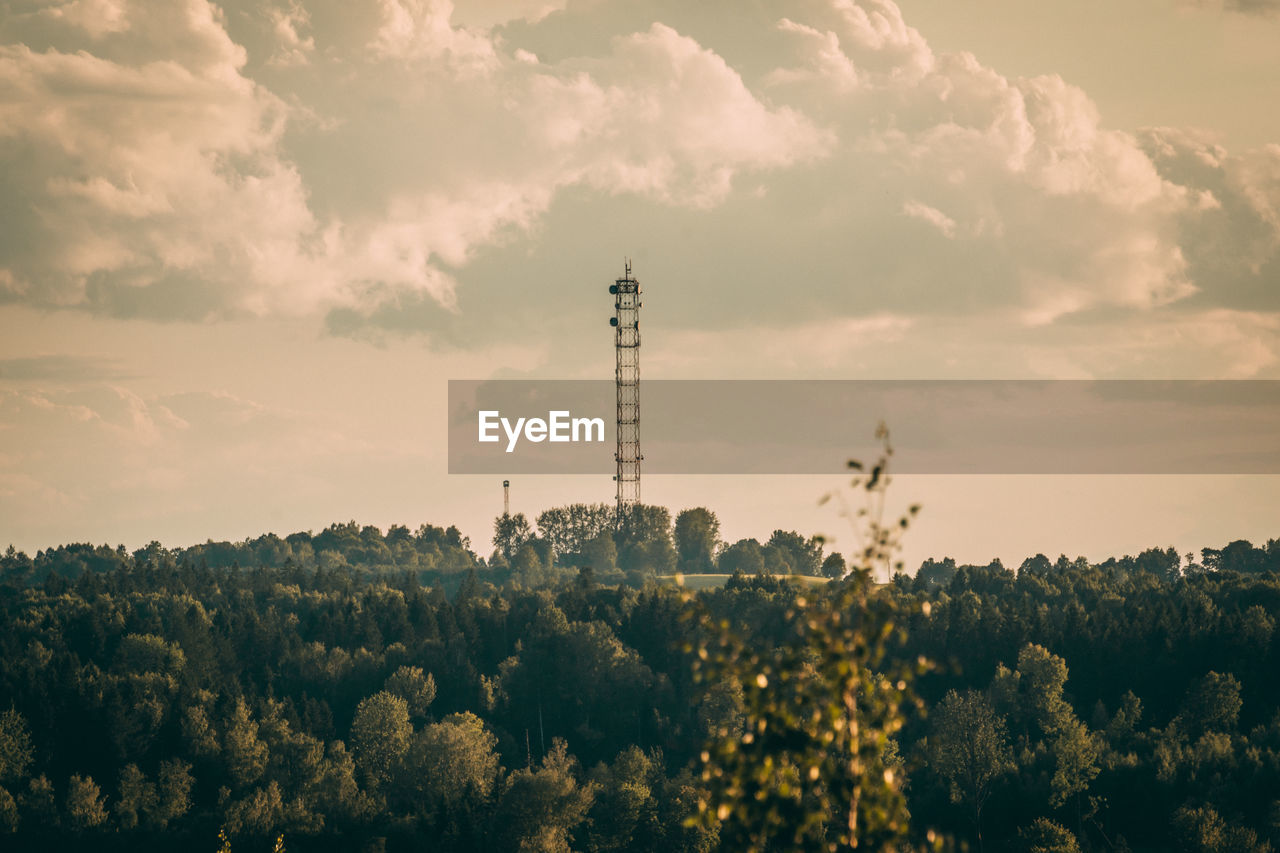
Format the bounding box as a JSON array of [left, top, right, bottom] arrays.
[[0, 386, 183, 457], [650, 313, 916, 376], [265, 1, 315, 67], [1, 0, 1277, 356], [902, 200, 956, 239], [0, 0, 317, 318], [37, 0, 131, 37], [1193, 0, 1280, 15], [368, 0, 497, 67], [324, 0, 1230, 342], [763, 3, 1200, 324], [646, 307, 1280, 380], [0, 0, 827, 328], [1140, 128, 1280, 311], [562, 23, 832, 205], [0, 355, 131, 382], [449, 0, 570, 29]]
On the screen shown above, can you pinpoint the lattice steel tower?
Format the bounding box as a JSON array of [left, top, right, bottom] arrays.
[[610, 261, 642, 510]]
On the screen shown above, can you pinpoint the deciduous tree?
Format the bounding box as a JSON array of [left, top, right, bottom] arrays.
[[350, 692, 411, 788], [674, 509, 720, 575], [929, 689, 1014, 850]]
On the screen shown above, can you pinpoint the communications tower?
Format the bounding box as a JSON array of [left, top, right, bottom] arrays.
[[609, 262, 642, 511]]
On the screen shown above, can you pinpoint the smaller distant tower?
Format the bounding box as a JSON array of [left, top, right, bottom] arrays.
[[503, 479, 510, 517]]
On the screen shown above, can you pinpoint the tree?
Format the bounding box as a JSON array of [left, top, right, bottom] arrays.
[[995, 645, 1099, 810], [115, 764, 156, 831], [674, 508, 720, 575], [585, 745, 660, 852], [580, 532, 617, 571], [223, 699, 268, 788], [114, 633, 186, 676], [690, 432, 925, 851], [311, 742, 368, 824], [1106, 690, 1143, 744], [765, 530, 823, 576], [1179, 671, 1243, 736], [1019, 554, 1053, 576], [1172, 803, 1266, 853], [690, 564, 925, 851], [0, 784, 16, 833], [221, 780, 285, 836], [717, 539, 764, 575], [615, 505, 676, 575], [1202, 539, 1269, 574], [110, 759, 191, 832], [350, 692, 412, 787], [1009, 644, 1072, 731], [696, 679, 745, 740], [20, 775, 56, 829], [536, 504, 616, 566], [65, 774, 108, 830], [1130, 546, 1180, 580], [492, 739, 595, 852], [497, 607, 658, 751], [512, 542, 556, 588], [493, 513, 534, 562], [1017, 818, 1081, 853], [0, 710, 33, 786], [916, 557, 957, 587], [820, 551, 847, 580], [0, 712, 30, 834], [929, 689, 1014, 851], [384, 666, 436, 720], [1045, 717, 1098, 809], [152, 759, 194, 830], [409, 712, 500, 809]]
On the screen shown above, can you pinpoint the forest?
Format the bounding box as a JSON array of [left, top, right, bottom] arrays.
[[1, 502, 1279, 852]]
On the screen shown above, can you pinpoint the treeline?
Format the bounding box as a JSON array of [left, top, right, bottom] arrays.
[[0, 521, 477, 590], [494, 503, 840, 580], [0, 504, 841, 595], [0, 513, 1277, 851]]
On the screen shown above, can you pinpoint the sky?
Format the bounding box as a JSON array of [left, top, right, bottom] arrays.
[[2, 0, 1279, 569]]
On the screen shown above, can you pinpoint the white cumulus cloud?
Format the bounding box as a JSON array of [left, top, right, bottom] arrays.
[[0, 0, 829, 325]]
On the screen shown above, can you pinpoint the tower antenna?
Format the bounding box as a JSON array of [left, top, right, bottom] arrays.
[[503, 479, 510, 518], [609, 261, 642, 513]]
